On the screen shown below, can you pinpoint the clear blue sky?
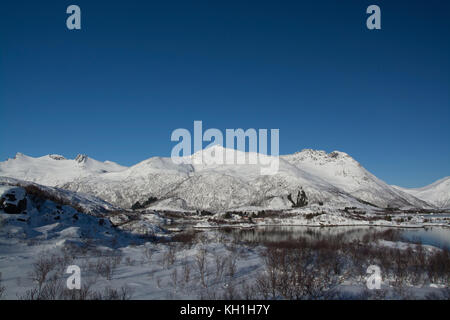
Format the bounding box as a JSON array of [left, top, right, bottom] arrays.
[[0, 0, 449, 188]]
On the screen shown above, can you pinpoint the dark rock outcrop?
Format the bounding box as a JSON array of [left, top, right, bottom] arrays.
[[0, 189, 27, 214]]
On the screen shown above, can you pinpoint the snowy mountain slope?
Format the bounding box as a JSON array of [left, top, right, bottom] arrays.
[[0, 184, 163, 259], [281, 149, 431, 209], [392, 177, 450, 209], [59, 146, 415, 211], [0, 153, 127, 186], [1, 177, 168, 239], [56, 147, 350, 210], [0, 147, 437, 212], [58, 154, 197, 208], [0, 177, 119, 215]]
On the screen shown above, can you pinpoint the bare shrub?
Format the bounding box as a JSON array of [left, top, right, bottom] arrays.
[[392, 281, 414, 300], [226, 254, 237, 279], [222, 281, 239, 300], [170, 268, 178, 290], [30, 255, 58, 288], [240, 280, 256, 300], [90, 286, 134, 300], [255, 271, 273, 299], [94, 255, 122, 280], [181, 256, 191, 286], [21, 275, 132, 300], [198, 287, 218, 300], [20, 274, 64, 300], [142, 246, 156, 264], [61, 278, 96, 300], [0, 272, 5, 299], [409, 244, 426, 285], [156, 277, 162, 289], [162, 244, 177, 267], [125, 256, 135, 266], [214, 254, 226, 281], [427, 249, 450, 284], [251, 238, 347, 299]]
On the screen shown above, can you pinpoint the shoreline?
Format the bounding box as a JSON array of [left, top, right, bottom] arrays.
[[191, 221, 450, 230]]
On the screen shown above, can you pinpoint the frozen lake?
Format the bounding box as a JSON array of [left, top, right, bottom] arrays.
[[218, 225, 450, 249]]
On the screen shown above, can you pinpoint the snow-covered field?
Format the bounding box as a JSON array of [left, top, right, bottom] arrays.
[[1, 210, 448, 300]]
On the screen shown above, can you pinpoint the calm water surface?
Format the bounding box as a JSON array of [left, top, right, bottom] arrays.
[[217, 226, 450, 249]]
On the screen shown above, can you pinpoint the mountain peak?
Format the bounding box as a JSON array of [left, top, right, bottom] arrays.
[[48, 154, 66, 161], [75, 154, 88, 163], [329, 151, 351, 159], [192, 144, 228, 155], [289, 149, 354, 163], [14, 152, 25, 159]]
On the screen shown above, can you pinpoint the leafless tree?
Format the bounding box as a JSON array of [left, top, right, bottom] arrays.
[[162, 244, 177, 267], [94, 255, 122, 280], [170, 268, 178, 290], [142, 246, 156, 264], [226, 254, 238, 279], [181, 256, 191, 286], [196, 248, 207, 287], [214, 254, 226, 281]]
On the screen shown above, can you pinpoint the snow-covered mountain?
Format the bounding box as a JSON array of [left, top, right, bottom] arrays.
[[0, 153, 127, 186], [393, 177, 450, 209], [281, 150, 431, 209], [0, 147, 437, 212]]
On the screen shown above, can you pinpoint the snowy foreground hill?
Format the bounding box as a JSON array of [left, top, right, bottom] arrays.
[[0, 146, 446, 212]]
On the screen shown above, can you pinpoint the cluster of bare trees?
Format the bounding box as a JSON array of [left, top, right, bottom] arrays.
[[10, 226, 450, 300], [16, 247, 132, 300], [0, 272, 5, 299], [90, 255, 122, 280], [20, 277, 133, 300], [143, 236, 245, 300], [147, 228, 450, 300], [252, 244, 343, 299], [246, 233, 450, 299]]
